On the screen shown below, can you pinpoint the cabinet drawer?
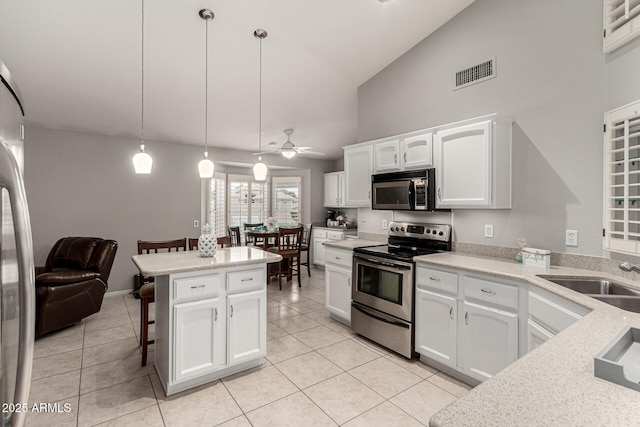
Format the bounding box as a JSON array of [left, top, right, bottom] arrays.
[[325, 248, 352, 268], [174, 275, 221, 302], [327, 231, 345, 240], [529, 292, 583, 334], [314, 229, 328, 239], [465, 276, 518, 309], [416, 267, 458, 294], [227, 268, 264, 294]]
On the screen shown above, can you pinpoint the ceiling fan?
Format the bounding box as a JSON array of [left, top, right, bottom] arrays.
[[253, 129, 326, 159]]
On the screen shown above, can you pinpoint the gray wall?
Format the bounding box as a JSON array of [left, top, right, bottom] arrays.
[[356, 0, 638, 258], [24, 126, 334, 293]]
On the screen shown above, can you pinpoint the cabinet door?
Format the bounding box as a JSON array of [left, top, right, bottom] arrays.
[[415, 288, 456, 368], [228, 289, 266, 365], [434, 120, 492, 208], [174, 298, 224, 382], [313, 238, 327, 266], [325, 264, 352, 322], [527, 319, 553, 353], [458, 301, 518, 382], [374, 140, 401, 173], [402, 133, 433, 169], [344, 145, 373, 207], [324, 173, 340, 207], [338, 172, 346, 206]]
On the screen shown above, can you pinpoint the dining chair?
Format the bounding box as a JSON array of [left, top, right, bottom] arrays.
[[266, 226, 303, 290], [228, 226, 242, 247], [243, 222, 265, 246], [189, 236, 231, 250], [137, 238, 187, 366], [300, 223, 313, 277]]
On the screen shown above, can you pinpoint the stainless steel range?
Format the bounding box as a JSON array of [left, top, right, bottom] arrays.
[[351, 221, 452, 358]]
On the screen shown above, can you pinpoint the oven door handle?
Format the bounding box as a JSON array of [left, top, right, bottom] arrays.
[[352, 303, 410, 329], [353, 254, 412, 270]]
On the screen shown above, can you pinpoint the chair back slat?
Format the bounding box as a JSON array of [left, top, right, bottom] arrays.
[[277, 226, 304, 250], [228, 227, 241, 246], [137, 238, 187, 255]]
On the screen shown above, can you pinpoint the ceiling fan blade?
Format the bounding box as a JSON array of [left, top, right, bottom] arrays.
[[252, 151, 273, 156], [294, 146, 313, 151], [296, 150, 326, 156]]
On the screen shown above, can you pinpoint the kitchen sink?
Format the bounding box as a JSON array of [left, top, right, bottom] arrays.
[[537, 275, 640, 312]]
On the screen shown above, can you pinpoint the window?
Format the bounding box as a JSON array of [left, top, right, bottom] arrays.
[[228, 175, 269, 227], [207, 172, 226, 237], [604, 0, 640, 52], [604, 99, 640, 255], [272, 176, 301, 227]]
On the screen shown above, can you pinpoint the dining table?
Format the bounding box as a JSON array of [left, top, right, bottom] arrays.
[[244, 228, 279, 250]]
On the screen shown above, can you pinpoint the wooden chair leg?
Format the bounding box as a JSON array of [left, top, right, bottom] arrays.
[[297, 256, 301, 287], [306, 251, 311, 277], [141, 297, 149, 366], [278, 259, 283, 290], [139, 297, 144, 346]]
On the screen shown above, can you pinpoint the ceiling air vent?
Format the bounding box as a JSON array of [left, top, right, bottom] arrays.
[[453, 56, 496, 91]]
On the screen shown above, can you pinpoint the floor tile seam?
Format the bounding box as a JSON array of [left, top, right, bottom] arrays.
[[286, 388, 341, 426], [78, 369, 150, 396], [80, 399, 158, 427], [35, 330, 85, 345], [81, 348, 143, 370], [264, 346, 314, 365], [271, 354, 344, 391], [422, 376, 465, 399], [291, 334, 350, 352], [76, 326, 87, 427], [383, 355, 440, 379], [380, 398, 429, 427], [30, 366, 82, 388], [82, 335, 138, 350]]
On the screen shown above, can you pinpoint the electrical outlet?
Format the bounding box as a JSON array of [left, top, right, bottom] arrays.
[[484, 224, 494, 238], [566, 229, 578, 247], [382, 219, 388, 230], [194, 220, 199, 228]]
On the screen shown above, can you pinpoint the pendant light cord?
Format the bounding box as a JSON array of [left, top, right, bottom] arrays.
[[205, 17, 209, 156], [258, 34, 262, 154], [141, 0, 145, 146]]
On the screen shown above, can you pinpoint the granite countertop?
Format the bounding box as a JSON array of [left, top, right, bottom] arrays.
[[322, 239, 382, 250], [415, 252, 640, 427], [132, 247, 282, 276]]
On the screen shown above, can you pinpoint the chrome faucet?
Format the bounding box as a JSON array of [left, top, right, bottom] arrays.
[[619, 262, 640, 274]]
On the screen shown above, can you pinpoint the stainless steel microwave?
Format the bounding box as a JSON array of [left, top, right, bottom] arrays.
[[371, 169, 436, 211]]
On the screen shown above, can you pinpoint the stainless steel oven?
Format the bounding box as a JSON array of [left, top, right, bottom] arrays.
[[351, 222, 452, 359]]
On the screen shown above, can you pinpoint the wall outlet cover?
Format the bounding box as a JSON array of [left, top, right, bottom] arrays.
[[382, 219, 388, 230], [566, 229, 578, 247], [194, 220, 199, 228], [484, 224, 494, 238]]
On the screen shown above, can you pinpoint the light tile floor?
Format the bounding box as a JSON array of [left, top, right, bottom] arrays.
[[27, 267, 472, 426]]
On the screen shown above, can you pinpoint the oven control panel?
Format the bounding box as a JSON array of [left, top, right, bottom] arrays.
[[388, 221, 451, 242]]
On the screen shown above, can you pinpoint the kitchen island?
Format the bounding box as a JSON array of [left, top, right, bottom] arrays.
[[132, 247, 282, 395], [416, 253, 640, 427]]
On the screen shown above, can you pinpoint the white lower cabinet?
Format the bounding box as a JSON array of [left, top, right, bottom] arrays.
[[227, 289, 266, 365], [157, 265, 267, 395], [458, 301, 518, 382], [415, 288, 456, 368], [173, 298, 225, 383], [527, 318, 554, 352], [324, 247, 353, 323]]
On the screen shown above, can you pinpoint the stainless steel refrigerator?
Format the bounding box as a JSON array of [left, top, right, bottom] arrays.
[[0, 60, 35, 427]]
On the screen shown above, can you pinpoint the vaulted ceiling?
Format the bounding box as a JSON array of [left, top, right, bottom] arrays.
[[0, 0, 474, 159]]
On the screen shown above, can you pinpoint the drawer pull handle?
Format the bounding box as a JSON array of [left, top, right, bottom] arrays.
[[429, 277, 441, 282], [241, 277, 254, 282], [481, 288, 496, 295], [191, 284, 205, 289], [394, 154, 397, 164], [404, 152, 407, 162], [214, 308, 218, 321], [230, 305, 234, 317], [449, 306, 453, 319], [348, 277, 351, 287], [335, 256, 341, 260], [465, 312, 469, 325]]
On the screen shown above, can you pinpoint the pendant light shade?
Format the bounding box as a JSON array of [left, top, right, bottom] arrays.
[[253, 157, 268, 181], [199, 9, 215, 178], [281, 148, 296, 159], [134, 0, 152, 174], [253, 29, 268, 181], [133, 144, 152, 174], [198, 152, 214, 178]]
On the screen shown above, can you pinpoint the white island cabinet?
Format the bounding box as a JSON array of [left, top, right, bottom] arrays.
[[132, 247, 281, 396]]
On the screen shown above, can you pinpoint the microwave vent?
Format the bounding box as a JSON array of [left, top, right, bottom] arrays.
[[454, 56, 496, 90]]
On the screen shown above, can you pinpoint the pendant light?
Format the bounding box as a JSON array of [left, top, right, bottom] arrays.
[[198, 9, 215, 178], [253, 29, 268, 181], [133, 0, 152, 174]]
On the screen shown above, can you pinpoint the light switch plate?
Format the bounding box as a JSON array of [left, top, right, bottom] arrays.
[[194, 220, 199, 228]]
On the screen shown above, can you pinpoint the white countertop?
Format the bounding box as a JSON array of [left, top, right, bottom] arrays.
[[322, 239, 382, 250], [132, 247, 282, 276], [416, 252, 640, 427]]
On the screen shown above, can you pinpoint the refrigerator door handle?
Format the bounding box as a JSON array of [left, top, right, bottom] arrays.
[[0, 139, 35, 427]]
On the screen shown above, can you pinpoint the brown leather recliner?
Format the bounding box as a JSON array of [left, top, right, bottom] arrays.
[[35, 237, 118, 337]]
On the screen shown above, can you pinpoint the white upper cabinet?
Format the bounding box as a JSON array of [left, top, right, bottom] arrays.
[[374, 139, 401, 173], [324, 172, 346, 207], [373, 133, 433, 174], [344, 145, 373, 207], [402, 132, 433, 170], [603, 0, 640, 53], [604, 100, 640, 255], [434, 115, 511, 209]]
